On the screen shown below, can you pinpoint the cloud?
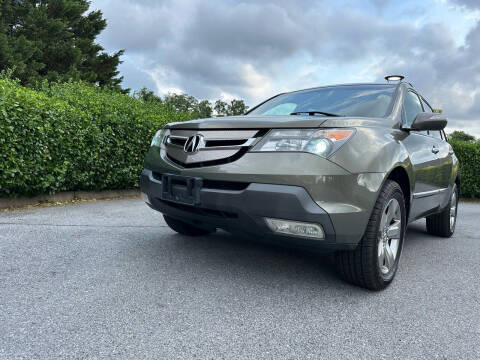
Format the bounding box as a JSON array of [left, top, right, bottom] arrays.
[[374, 19, 480, 123], [92, 0, 480, 135], [370, 0, 392, 11], [450, 0, 480, 10]]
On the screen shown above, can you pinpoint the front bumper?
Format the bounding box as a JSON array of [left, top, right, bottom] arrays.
[[140, 169, 366, 251]]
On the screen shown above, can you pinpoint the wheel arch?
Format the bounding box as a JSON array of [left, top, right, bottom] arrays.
[[384, 165, 413, 220]]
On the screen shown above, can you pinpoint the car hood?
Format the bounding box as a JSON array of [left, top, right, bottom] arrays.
[[166, 115, 328, 129], [166, 115, 387, 129]]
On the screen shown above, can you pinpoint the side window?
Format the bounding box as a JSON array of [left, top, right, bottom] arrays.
[[428, 130, 443, 140], [404, 91, 423, 126], [422, 98, 444, 140], [421, 98, 433, 112]]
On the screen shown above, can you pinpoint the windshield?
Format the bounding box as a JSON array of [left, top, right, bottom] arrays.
[[248, 84, 397, 118]]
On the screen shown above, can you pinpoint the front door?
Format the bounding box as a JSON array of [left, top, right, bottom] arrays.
[[401, 91, 445, 220], [404, 132, 445, 220]]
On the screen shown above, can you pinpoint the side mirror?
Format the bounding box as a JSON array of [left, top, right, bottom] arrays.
[[410, 112, 447, 131]]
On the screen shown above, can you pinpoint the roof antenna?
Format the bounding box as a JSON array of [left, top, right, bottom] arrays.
[[385, 75, 404, 83]]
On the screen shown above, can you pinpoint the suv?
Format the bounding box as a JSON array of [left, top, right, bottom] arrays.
[[140, 78, 459, 290]]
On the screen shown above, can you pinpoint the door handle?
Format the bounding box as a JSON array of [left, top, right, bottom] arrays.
[[431, 146, 439, 154]]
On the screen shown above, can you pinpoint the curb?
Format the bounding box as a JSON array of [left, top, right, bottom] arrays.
[[0, 189, 140, 210]]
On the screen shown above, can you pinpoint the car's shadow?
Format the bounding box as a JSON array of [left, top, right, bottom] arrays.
[[403, 219, 448, 246], [141, 228, 342, 288], [135, 220, 435, 293], [405, 220, 427, 237]]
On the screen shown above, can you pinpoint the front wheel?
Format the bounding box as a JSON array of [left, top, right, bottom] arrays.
[[426, 183, 458, 237], [336, 180, 406, 291]]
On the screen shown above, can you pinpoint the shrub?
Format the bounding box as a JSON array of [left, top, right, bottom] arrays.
[[449, 140, 480, 198], [0, 78, 194, 197]]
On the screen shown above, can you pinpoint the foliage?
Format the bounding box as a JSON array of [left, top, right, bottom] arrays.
[[214, 99, 228, 116], [228, 99, 249, 116], [197, 100, 213, 118], [134, 90, 214, 118], [449, 130, 476, 142], [0, 0, 124, 91], [449, 140, 480, 199], [134, 88, 246, 119], [134, 87, 162, 104], [162, 93, 213, 119], [164, 93, 200, 114], [214, 99, 249, 116], [0, 77, 195, 197]]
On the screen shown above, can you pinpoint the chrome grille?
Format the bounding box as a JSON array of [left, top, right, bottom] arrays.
[[165, 129, 261, 167]]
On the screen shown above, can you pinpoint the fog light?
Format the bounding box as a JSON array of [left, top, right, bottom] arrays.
[[265, 218, 325, 239]]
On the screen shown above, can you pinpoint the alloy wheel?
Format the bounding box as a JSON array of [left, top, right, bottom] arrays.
[[378, 198, 402, 275]]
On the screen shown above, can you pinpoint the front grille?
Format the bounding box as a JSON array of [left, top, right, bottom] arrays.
[[164, 129, 266, 168], [169, 137, 187, 147], [205, 139, 248, 147], [167, 148, 249, 169]]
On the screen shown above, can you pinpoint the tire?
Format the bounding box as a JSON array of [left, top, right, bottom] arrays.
[[335, 180, 406, 291], [426, 183, 458, 238], [163, 215, 215, 237]]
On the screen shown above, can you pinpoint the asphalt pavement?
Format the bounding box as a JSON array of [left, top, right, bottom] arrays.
[[1, 198, 479, 359]]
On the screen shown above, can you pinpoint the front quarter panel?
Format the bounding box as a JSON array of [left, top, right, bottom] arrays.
[[329, 127, 413, 176], [328, 126, 415, 221]]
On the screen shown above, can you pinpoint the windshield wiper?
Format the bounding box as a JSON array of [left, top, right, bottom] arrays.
[[290, 111, 342, 117]]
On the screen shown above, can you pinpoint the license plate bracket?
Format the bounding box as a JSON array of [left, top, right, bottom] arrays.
[[160, 174, 203, 206]]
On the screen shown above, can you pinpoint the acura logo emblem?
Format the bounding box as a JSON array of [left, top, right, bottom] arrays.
[[184, 134, 204, 153]]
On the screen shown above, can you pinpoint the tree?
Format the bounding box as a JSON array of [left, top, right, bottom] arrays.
[[214, 100, 228, 117], [214, 99, 248, 116], [228, 99, 248, 115], [0, 0, 124, 91], [133, 86, 247, 119], [196, 100, 212, 118], [164, 93, 199, 113], [134, 87, 162, 103], [449, 130, 476, 142]]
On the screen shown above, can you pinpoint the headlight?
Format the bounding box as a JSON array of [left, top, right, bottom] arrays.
[[151, 128, 170, 147], [251, 128, 355, 158]]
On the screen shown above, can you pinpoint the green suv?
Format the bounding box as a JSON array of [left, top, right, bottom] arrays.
[[140, 78, 459, 290]]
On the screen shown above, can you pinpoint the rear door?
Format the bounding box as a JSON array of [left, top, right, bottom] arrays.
[[401, 91, 444, 220]]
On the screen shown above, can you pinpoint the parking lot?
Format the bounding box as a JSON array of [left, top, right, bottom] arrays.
[[1, 198, 479, 359]]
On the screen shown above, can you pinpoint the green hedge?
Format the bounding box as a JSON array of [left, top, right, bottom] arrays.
[[450, 140, 480, 198], [0, 78, 194, 197]]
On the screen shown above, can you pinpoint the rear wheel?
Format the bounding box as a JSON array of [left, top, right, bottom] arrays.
[[336, 180, 406, 291], [426, 184, 458, 237], [164, 215, 215, 236]]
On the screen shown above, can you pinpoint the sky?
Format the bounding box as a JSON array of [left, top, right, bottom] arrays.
[[90, 0, 480, 135]]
